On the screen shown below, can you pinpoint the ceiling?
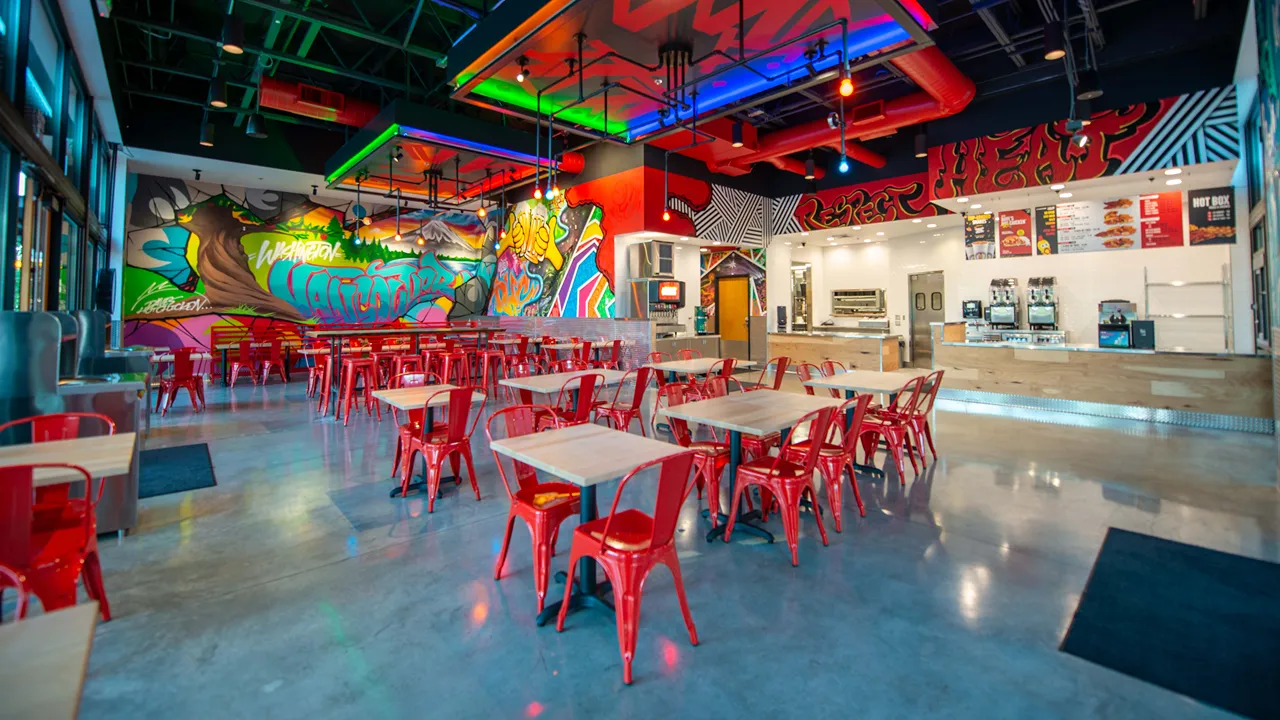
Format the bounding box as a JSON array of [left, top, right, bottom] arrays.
[[96, 0, 1249, 187]]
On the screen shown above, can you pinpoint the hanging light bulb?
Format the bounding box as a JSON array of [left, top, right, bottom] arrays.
[[1043, 21, 1065, 61], [500, 228, 507, 239], [534, 186, 543, 200], [662, 209, 671, 222], [417, 237, 425, 246], [838, 76, 854, 97], [477, 206, 486, 218], [394, 233, 402, 242], [546, 186, 556, 200], [838, 156, 849, 174], [515, 57, 529, 83], [362, 216, 372, 226], [552, 184, 560, 198]]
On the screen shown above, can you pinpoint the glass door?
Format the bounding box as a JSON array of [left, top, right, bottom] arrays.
[[16, 170, 55, 310]]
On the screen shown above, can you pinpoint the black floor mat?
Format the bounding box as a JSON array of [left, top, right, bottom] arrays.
[[138, 443, 217, 499], [1061, 528, 1280, 719]]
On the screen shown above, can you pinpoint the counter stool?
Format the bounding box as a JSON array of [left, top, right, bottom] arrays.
[[338, 357, 382, 426]]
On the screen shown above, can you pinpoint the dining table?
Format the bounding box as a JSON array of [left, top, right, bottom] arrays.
[[660, 389, 844, 543], [213, 341, 301, 386], [370, 384, 486, 498], [499, 368, 627, 408], [0, 433, 138, 488], [489, 423, 688, 627], [0, 602, 100, 719], [801, 368, 934, 478], [646, 357, 757, 384]]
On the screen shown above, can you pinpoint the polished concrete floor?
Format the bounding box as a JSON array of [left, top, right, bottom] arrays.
[[76, 377, 1279, 719]]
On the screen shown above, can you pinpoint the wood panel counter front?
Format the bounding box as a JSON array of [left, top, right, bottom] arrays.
[[767, 333, 899, 371], [932, 341, 1273, 420]]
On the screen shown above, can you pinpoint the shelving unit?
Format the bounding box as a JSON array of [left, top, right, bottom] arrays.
[[1143, 265, 1233, 352]]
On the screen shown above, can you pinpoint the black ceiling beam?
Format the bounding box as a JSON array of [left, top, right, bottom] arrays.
[[235, 0, 448, 63], [118, 59, 258, 90], [112, 14, 414, 93]]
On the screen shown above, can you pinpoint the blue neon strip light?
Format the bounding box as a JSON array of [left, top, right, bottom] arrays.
[[399, 125, 559, 168]]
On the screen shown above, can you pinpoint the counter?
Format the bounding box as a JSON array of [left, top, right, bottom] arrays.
[[56, 372, 148, 534], [768, 331, 900, 371], [653, 334, 721, 360], [930, 326, 1273, 433]]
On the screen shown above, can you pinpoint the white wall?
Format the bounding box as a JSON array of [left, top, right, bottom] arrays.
[[807, 225, 1244, 356], [674, 246, 701, 330]]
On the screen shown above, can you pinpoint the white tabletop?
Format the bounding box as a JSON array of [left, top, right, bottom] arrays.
[[371, 384, 486, 411], [542, 340, 629, 350], [305, 327, 487, 337], [151, 353, 213, 362], [802, 368, 932, 394], [646, 357, 757, 375], [0, 601, 98, 720], [490, 423, 688, 487], [660, 389, 844, 435], [489, 337, 534, 345], [0, 433, 138, 488], [499, 368, 627, 394]]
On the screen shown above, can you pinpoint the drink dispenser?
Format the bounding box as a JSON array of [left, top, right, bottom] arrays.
[[987, 278, 1020, 329]]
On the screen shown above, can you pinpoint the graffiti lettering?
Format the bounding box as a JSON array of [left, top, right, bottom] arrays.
[[135, 295, 210, 315], [253, 239, 338, 269], [795, 177, 936, 231]]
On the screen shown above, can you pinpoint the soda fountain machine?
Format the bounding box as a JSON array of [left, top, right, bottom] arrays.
[[987, 278, 1020, 330], [1027, 277, 1058, 331]]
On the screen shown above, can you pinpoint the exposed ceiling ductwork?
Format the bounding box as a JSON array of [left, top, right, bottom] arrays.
[[257, 77, 380, 127], [710, 45, 975, 177]]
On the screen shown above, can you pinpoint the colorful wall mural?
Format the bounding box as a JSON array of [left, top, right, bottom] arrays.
[[699, 247, 767, 332], [927, 85, 1239, 199], [772, 173, 945, 234], [122, 173, 617, 350]]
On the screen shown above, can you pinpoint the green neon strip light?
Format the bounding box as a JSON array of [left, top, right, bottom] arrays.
[[472, 78, 630, 140], [326, 124, 401, 185]]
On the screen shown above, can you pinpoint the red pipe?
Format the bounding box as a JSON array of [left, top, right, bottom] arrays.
[[258, 77, 380, 127], [715, 46, 975, 176]]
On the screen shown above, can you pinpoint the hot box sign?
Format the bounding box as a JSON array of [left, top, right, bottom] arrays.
[[997, 210, 1033, 257]]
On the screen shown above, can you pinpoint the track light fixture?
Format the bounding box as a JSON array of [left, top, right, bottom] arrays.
[[208, 77, 227, 108], [1072, 132, 1090, 148], [199, 123, 214, 148], [515, 56, 529, 83], [826, 112, 842, 131], [392, 146, 404, 162], [193, 169, 202, 181], [914, 128, 928, 159], [220, 15, 246, 55], [838, 76, 854, 98], [731, 120, 744, 148], [246, 112, 267, 139], [1043, 21, 1065, 61], [804, 153, 816, 181]]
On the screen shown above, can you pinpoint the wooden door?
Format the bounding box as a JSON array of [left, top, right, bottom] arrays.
[[718, 276, 750, 358]]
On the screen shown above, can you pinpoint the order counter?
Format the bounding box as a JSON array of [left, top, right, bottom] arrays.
[[929, 323, 1274, 433], [768, 331, 900, 371]]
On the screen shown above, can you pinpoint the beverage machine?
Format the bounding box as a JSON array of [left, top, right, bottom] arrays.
[[629, 279, 686, 337], [1027, 277, 1058, 330], [987, 278, 1020, 330]]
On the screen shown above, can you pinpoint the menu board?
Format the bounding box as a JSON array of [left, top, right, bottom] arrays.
[[1187, 187, 1236, 245], [1139, 192, 1184, 248], [1057, 199, 1138, 253], [997, 210, 1033, 257], [964, 212, 996, 260], [1034, 206, 1058, 255]]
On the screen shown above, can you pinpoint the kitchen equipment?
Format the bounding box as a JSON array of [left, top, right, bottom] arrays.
[[1131, 320, 1156, 349], [695, 306, 708, 335], [628, 241, 674, 278], [831, 288, 886, 317], [1027, 277, 1058, 331], [1098, 300, 1137, 348], [775, 305, 786, 332], [962, 300, 983, 320], [628, 279, 686, 335], [791, 264, 812, 331], [988, 278, 1020, 329]]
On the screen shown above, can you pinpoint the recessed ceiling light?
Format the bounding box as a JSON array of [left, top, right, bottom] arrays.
[[784, 242, 792, 245], [876, 231, 884, 236], [957, 197, 969, 203], [679, 236, 687, 241], [863, 238, 871, 243], [970, 203, 982, 209], [1059, 191, 1073, 198], [933, 233, 941, 237], [1050, 183, 1065, 191], [926, 223, 937, 228], [1165, 168, 1182, 176], [699, 247, 708, 253], [1166, 178, 1182, 186], [801, 231, 809, 236], [919, 241, 926, 244], [852, 226, 862, 231], [911, 219, 922, 223]]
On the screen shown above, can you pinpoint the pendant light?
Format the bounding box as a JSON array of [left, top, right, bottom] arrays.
[[803, 152, 816, 181], [207, 77, 227, 108], [731, 120, 744, 148], [1075, 68, 1103, 101], [220, 15, 246, 55], [914, 128, 928, 159], [246, 112, 268, 139], [1043, 20, 1065, 61], [199, 121, 215, 148]]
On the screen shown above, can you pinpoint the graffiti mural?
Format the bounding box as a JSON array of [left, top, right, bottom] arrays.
[[928, 86, 1239, 199], [699, 247, 766, 331], [122, 173, 615, 349], [772, 173, 944, 234]]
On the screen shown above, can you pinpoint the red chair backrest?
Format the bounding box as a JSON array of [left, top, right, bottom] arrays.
[[707, 357, 736, 379], [234, 339, 254, 362], [390, 370, 442, 389], [761, 407, 836, 478], [573, 341, 593, 364], [916, 370, 945, 415], [838, 394, 873, 454], [486, 404, 563, 496], [508, 359, 541, 379], [597, 450, 697, 553], [820, 360, 846, 376], [795, 363, 821, 395], [422, 386, 486, 443], [0, 464, 95, 570], [701, 375, 746, 399], [758, 356, 789, 391], [605, 339, 622, 363], [515, 337, 530, 356], [886, 375, 929, 418], [625, 366, 656, 411], [266, 337, 286, 363], [172, 348, 197, 380], [647, 351, 671, 364], [658, 382, 698, 448], [676, 348, 701, 360], [555, 373, 604, 423], [0, 412, 116, 444]]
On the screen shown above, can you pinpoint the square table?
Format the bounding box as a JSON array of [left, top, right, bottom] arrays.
[[646, 357, 757, 384], [0, 433, 137, 488], [0, 601, 99, 719], [661, 390, 844, 543], [489, 423, 688, 626], [802, 368, 934, 477], [499, 368, 627, 409], [370, 384, 486, 498]]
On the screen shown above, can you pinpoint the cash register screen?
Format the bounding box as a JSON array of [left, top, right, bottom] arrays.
[[1099, 329, 1130, 348]]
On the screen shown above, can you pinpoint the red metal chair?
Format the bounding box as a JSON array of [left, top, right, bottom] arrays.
[[337, 357, 381, 426], [226, 339, 259, 388], [745, 356, 789, 392], [538, 335, 560, 367], [157, 348, 205, 416], [440, 345, 473, 386], [593, 339, 623, 370], [548, 358, 588, 373], [795, 363, 822, 396], [390, 371, 445, 481], [571, 341, 593, 368], [647, 351, 672, 364], [303, 342, 331, 399], [593, 367, 655, 436], [0, 413, 116, 524], [783, 394, 872, 532], [820, 360, 847, 376], [859, 375, 928, 482], [536, 373, 604, 430], [477, 347, 507, 393], [0, 463, 112, 620], [661, 382, 733, 527], [908, 370, 945, 464], [726, 406, 836, 566], [505, 359, 542, 405], [701, 374, 778, 460], [675, 348, 702, 360], [259, 337, 289, 384], [504, 336, 536, 371], [692, 357, 736, 395], [554, 450, 699, 685], [399, 386, 486, 511], [488, 405, 579, 613], [389, 353, 423, 380], [0, 564, 28, 621]]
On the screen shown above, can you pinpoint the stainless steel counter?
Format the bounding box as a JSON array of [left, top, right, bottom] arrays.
[[58, 372, 148, 396], [938, 341, 1254, 358], [772, 330, 902, 340]]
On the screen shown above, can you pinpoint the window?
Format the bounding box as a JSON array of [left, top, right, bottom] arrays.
[[914, 293, 925, 311], [931, 292, 943, 311], [64, 76, 84, 182], [1245, 99, 1264, 212], [57, 214, 78, 310], [0, 0, 15, 98], [26, 0, 62, 157]]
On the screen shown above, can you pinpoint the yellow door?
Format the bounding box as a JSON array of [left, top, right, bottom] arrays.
[[718, 277, 749, 342]]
